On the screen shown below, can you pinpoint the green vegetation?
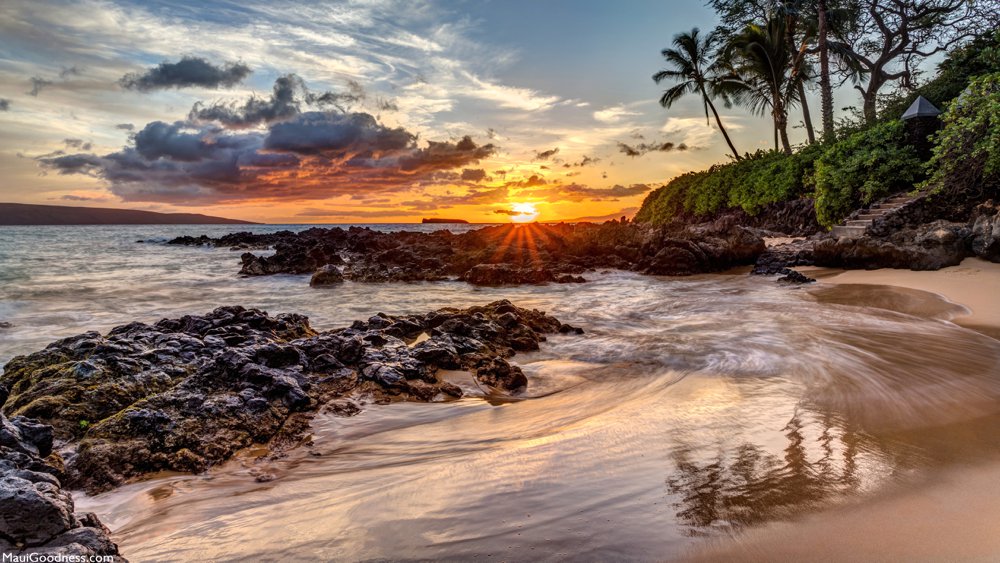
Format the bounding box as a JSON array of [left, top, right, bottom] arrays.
[[923, 72, 1000, 195], [633, 145, 822, 223], [813, 121, 922, 226], [638, 27, 1000, 229]]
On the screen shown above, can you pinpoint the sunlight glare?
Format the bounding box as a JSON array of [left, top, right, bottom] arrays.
[[510, 202, 539, 223]]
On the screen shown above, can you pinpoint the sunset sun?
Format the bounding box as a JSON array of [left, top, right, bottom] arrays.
[[510, 202, 539, 223]]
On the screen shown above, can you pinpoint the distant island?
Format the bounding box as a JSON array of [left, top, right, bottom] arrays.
[[0, 203, 257, 225], [422, 218, 470, 224]]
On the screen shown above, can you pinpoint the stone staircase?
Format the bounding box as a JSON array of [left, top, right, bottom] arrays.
[[831, 193, 918, 239]]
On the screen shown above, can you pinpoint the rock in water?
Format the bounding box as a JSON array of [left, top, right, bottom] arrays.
[[461, 264, 556, 286], [169, 222, 766, 285], [0, 302, 581, 493], [310, 264, 344, 286], [0, 387, 124, 560]]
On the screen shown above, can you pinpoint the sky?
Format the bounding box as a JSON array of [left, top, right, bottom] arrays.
[[0, 0, 817, 224]]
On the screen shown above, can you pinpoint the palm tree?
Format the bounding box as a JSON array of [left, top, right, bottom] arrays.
[[724, 17, 807, 154], [817, 0, 836, 140], [653, 27, 742, 161]]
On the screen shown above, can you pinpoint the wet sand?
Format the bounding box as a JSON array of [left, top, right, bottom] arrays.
[[810, 257, 1000, 337], [686, 257, 1000, 562]]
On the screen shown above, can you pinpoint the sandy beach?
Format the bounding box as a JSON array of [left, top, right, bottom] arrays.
[[686, 258, 1000, 562], [811, 257, 1000, 335]]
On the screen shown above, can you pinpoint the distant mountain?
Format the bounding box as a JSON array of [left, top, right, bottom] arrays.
[[0, 203, 258, 225]]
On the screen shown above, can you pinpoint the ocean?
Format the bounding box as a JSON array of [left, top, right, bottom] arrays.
[[3, 224, 1000, 560]]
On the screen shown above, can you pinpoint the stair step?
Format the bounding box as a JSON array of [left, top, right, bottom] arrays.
[[887, 196, 914, 203], [846, 219, 873, 227], [832, 225, 868, 239], [872, 202, 905, 209], [857, 214, 881, 220]]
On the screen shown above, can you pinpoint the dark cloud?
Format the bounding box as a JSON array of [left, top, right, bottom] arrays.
[[120, 57, 251, 91], [506, 174, 547, 188], [375, 97, 399, 112], [461, 168, 487, 182], [562, 155, 599, 168], [28, 77, 53, 97], [41, 110, 496, 205], [265, 112, 413, 155], [59, 66, 82, 79], [60, 194, 110, 202], [494, 209, 526, 216], [533, 147, 559, 160], [63, 138, 93, 151], [0, 99, 9, 111], [115, 123, 135, 131], [189, 74, 361, 128], [617, 141, 688, 157]]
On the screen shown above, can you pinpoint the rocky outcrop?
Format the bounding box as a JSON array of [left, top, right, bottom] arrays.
[[814, 220, 971, 270], [0, 390, 124, 559], [460, 264, 586, 286], [752, 236, 826, 275], [309, 264, 344, 286], [637, 226, 766, 275], [1, 302, 580, 493], [971, 201, 1000, 261], [170, 222, 766, 285]]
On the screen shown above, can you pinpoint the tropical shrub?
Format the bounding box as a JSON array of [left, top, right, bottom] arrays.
[[922, 72, 1000, 197], [812, 120, 922, 227], [634, 147, 820, 225]]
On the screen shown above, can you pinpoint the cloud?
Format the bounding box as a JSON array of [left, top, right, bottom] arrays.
[[63, 138, 93, 151], [562, 155, 598, 168], [0, 99, 9, 111], [265, 112, 413, 155], [189, 74, 361, 128], [399, 186, 508, 211], [506, 174, 547, 188], [593, 104, 640, 124], [494, 209, 525, 216], [39, 87, 497, 206], [115, 123, 134, 131], [28, 76, 53, 96], [59, 66, 82, 79], [617, 141, 688, 157], [517, 182, 651, 202], [533, 147, 559, 161], [461, 72, 561, 112], [59, 194, 111, 202], [461, 168, 487, 182], [661, 116, 743, 148], [119, 56, 251, 91]]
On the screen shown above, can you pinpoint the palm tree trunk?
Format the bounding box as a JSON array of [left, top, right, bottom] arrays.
[[774, 101, 792, 154], [778, 120, 792, 154], [798, 82, 816, 144], [818, 0, 835, 141], [704, 95, 742, 161]]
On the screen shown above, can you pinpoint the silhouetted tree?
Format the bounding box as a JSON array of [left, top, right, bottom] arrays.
[[653, 27, 743, 160]]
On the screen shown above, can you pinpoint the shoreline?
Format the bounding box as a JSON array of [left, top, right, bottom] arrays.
[[684, 257, 1000, 562], [806, 257, 1000, 337]]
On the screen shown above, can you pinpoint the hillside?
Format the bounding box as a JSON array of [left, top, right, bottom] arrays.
[[0, 203, 257, 225]]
